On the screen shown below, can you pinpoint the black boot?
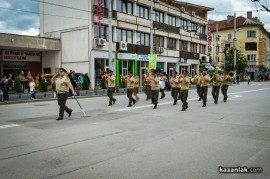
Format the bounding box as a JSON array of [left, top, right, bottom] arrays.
[[153, 104, 157, 109]]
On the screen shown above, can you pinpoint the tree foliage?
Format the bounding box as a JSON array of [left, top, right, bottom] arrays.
[[224, 48, 248, 73], [82, 77, 89, 90], [14, 77, 22, 93]]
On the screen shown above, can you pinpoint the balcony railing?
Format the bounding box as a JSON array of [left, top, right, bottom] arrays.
[[179, 51, 200, 59], [93, 5, 117, 19], [116, 43, 150, 54], [153, 21, 179, 34]]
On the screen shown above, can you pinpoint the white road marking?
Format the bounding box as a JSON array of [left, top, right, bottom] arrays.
[[0, 124, 20, 129]]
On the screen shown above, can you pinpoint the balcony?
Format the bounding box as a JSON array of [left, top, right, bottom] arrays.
[[93, 5, 117, 19], [116, 43, 150, 54], [153, 21, 179, 34], [180, 51, 200, 59]]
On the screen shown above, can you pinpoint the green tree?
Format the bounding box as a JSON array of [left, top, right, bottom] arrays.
[[82, 77, 89, 90], [40, 78, 48, 92], [14, 77, 22, 93], [224, 48, 248, 73]]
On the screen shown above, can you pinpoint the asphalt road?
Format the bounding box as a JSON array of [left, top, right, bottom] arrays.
[[0, 81, 270, 179]]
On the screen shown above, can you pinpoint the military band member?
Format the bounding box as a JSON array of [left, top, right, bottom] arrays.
[[179, 70, 190, 111], [211, 69, 221, 104], [195, 71, 202, 101], [159, 72, 167, 99], [221, 71, 231, 102], [106, 70, 116, 106], [170, 72, 180, 105], [51, 68, 75, 120], [134, 73, 140, 102], [144, 72, 151, 101], [150, 71, 160, 109], [125, 72, 136, 107], [199, 68, 211, 107]]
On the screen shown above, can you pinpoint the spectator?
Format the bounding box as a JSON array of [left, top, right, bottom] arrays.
[[7, 73, 14, 91], [85, 73, 90, 86], [247, 75, 251, 85], [77, 74, 84, 88], [18, 71, 26, 93], [0, 75, 9, 102], [29, 77, 36, 99], [69, 72, 77, 96], [26, 70, 33, 93]]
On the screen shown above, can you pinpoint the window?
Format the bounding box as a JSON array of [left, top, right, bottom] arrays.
[[116, 28, 133, 43], [180, 40, 188, 51], [199, 44, 206, 54], [137, 5, 149, 19], [153, 10, 164, 23], [154, 35, 164, 47], [197, 25, 205, 34], [247, 55, 256, 61], [180, 19, 188, 30], [245, 42, 257, 51], [190, 43, 198, 53], [228, 33, 232, 40], [190, 22, 197, 32], [116, 0, 133, 15], [94, 0, 113, 8], [136, 32, 150, 46], [247, 31, 256, 38], [168, 14, 176, 26], [215, 35, 220, 41], [167, 38, 177, 50], [94, 24, 109, 40]]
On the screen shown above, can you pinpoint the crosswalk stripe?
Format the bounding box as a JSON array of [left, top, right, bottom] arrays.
[[0, 124, 20, 129]]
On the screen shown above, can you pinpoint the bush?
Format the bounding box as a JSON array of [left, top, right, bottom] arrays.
[[40, 78, 48, 92], [14, 77, 22, 93], [82, 77, 89, 90]]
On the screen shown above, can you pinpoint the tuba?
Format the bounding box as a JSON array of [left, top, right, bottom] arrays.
[[228, 71, 235, 78], [191, 77, 197, 84]]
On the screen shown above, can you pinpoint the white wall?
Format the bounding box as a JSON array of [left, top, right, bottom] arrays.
[[40, 0, 89, 38], [42, 51, 61, 73], [61, 28, 90, 73]]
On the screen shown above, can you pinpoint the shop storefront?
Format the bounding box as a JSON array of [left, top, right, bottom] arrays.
[[1, 50, 42, 78]]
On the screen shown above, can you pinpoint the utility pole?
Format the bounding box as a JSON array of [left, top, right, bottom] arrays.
[[216, 23, 219, 67], [150, 0, 153, 54], [108, 0, 113, 70], [233, 12, 236, 82]]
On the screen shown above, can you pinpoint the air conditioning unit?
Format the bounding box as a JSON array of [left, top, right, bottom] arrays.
[[191, 11, 195, 16], [180, 7, 185, 12], [180, 58, 185, 63], [119, 41, 127, 51], [156, 47, 164, 53], [97, 38, 106, 46]]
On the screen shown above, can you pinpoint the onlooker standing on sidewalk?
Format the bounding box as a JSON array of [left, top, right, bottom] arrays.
[[77, 74, 84, 88], [0, 75, 9, 102], [26, 70, 33, 93], [29, 77, 36, 99], [51, 68, 75, 120], [84, 73, 90, 87], [7, 73, 14, 92], [18, 71, 26, 93], [69, 71, 77, 96]]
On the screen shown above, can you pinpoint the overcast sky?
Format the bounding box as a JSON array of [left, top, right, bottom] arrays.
[[0, 0, 269, 36]]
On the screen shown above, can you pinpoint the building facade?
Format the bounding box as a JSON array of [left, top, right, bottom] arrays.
[[40, 0, 213, 88], [210, 12, 270, 80]]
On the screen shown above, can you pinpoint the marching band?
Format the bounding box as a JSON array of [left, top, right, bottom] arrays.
[[104, 67, 231, 110]]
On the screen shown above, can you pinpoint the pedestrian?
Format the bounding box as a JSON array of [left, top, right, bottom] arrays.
[[0, 75, 9, 102], [179, 70, 190, 111], [247, 75, 251, 85], [106, 70, 116, 106], [85, 73, 91, 86], [69, 71, 77, 96], [150, 71, 160, 109], [134, 73, 140, 102], [211, 68, 221, 104], [125, 72, 136, 107], [159, 72, 167, 99], [29, 77, 36, 99], [170, 72, 180, 105], [18, 71, 26, 93], [51, 68, 75, 120], [199, 68, 211, 107], [221, 71, 231, 102]]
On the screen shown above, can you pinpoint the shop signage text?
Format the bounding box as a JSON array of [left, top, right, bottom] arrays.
[[117, 53, 149, 61], [3, 50, 41, 62], [98, 0, 103, 29]]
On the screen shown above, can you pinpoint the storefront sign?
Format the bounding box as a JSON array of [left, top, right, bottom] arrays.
[[208, 21, 212, 52], [98, 0, 103, 29], [3, 50, 41, 62], [3, 62, 27, 68], [117, 53, 137, 60], [148, 54, 157, 70], [138, 55, 148, 61]]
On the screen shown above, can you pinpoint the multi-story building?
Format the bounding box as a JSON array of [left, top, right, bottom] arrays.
[[210, 12, 270, 80], [40, 0, 213, 88]]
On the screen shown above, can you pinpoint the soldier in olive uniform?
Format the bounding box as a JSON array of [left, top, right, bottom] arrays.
[[134, 74, 140, 102], [144, 72, 151, 101], [211, 68, 221, 104], [125, 72, 136, 107], [106, 70, 116, 106], [179, 70, 190, 111], [170, 72, 180, 105], [150, 71, 160, 109], [195, 70, 202, 101], [199, 68, 211, 107], [221, 71, 231, 102], [51, 68, 75, 120]]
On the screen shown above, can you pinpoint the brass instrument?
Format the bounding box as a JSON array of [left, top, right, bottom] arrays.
[[191, 77, 197, 84], [228, 71, 235, 78]]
